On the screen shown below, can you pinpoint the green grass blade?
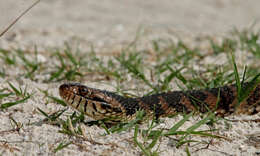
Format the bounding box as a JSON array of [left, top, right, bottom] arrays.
[[239, 72, 260, 104], [64, 44, 78, 67], [177, 140, 198, 148], [48, 96, 67, 107], [185, 146, 191, 156], [186, 113, 214, 132], [8, 82, 21, 96], [0, 93, 13, 99], [54, 141, 71, 153], [241, 66, 247, 84], [147, 129, 163, 150], [161, 66, 184, 91], [230, 52, 241, 99], [37, 107, 50, 118], [110, 111, 145, 133], [48, 67, 65, 82], [164, 112, 193, 136], [1, 95, 30, 109], [176, 113, 215, 147], [133, 125, 151, 156]]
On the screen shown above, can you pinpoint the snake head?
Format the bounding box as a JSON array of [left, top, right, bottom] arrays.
[[59, 83, 91, 100], [59, 83, 125, 121]]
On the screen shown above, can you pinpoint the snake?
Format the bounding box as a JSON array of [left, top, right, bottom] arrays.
[[59, 82, 260, 122]]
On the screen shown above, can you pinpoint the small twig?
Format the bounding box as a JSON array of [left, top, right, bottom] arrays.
[[0, 0, 40, 37], [193, 139, 212, 152], [73, 133, 105, 146], [204, 148, 234, 156], [71, 141, 93, 153]]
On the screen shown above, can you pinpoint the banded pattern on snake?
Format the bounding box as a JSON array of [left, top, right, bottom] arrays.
[[59, 83, 260, 122]]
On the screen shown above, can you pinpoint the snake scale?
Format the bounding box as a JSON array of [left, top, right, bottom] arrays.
[[59, 83, 260, 122]]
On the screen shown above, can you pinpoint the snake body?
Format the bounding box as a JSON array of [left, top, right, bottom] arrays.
[[59, 83, 260, 121]]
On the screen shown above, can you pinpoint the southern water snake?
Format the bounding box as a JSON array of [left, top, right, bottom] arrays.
[[59, 83, 260, 122]]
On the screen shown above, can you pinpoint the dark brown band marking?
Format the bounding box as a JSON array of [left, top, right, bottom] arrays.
[[70, 94, 75, 105], [76, 96, 82, 109], [92, 103, 97, 112], [84, 100, 88, 113]]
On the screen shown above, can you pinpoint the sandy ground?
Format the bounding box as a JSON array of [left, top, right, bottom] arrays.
[[1, 0, 260, 50], [0, 0, 260, 155]]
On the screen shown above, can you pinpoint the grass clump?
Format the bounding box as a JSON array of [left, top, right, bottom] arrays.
[[0, 82, 32, 109], [1, 27, 260, 155]]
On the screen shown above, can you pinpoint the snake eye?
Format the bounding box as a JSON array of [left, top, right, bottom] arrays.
[[79, 87, 88, 94]]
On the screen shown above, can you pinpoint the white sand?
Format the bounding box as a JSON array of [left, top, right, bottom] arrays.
[[0, 0, 259, 155]]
